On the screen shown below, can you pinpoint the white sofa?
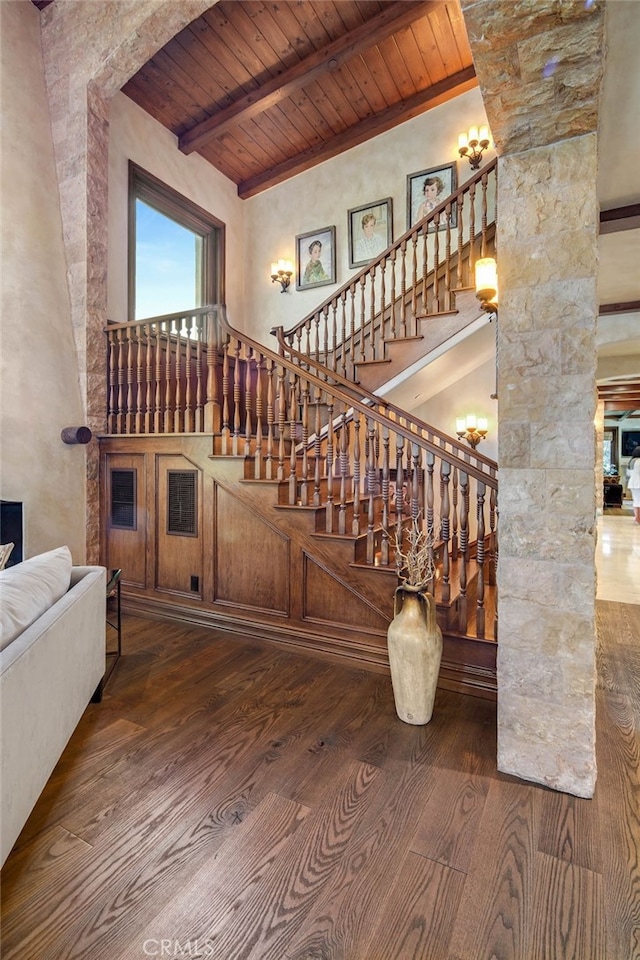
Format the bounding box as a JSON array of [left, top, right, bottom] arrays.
[[0, 548, 106, 865]]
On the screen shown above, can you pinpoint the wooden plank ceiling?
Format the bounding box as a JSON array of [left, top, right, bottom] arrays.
[[122, 0, 476, 198], [598, 380, 640, 417]]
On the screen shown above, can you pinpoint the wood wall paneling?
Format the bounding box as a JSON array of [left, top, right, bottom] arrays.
[[156, 454, 203, 598], [302, 552, 388, 633], [102, 452, 147, 588], [214, 483, 290, 615]]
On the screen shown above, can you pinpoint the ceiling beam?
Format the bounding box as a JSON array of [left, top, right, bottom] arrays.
[[603, 401, 640, 413], [179, 0, 440, 155], [599, 204, 640, 234], [599, 300, 640, 315], [236, 68, 478, 199]]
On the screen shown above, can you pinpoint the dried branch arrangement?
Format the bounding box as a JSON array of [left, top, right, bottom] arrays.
[[393, 515, 436, 589]]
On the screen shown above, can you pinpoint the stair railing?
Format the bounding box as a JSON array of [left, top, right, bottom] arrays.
[[273, 159, 497, 380], [215, 306, 497, 640]]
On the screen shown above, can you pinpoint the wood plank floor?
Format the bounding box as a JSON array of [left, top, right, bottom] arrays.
[[1, 602, 639, 960]]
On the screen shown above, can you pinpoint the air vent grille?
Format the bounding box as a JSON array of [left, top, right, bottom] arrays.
[[168, 470, 197, 536], [111, 469, 136, 529]]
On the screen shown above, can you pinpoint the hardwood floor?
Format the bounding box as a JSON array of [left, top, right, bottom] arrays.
[[1, 603, 639, 960]]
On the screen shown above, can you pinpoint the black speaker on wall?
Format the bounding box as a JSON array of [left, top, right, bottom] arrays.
[[0, 500, 23, 567]]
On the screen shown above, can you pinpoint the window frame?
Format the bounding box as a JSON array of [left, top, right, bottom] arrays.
[[128, 162, 225, 321]]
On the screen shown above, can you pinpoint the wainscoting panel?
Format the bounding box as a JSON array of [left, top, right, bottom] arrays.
[[213, 483, 290, 616], [156, 454, 203, 598], [101, 451, 147, 588], [302, 551, 387, 633]]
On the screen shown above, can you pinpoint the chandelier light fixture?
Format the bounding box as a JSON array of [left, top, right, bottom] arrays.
[[458, 125, 491, 170], [455, 415, 489, 449], [270, 259, 293, 293]]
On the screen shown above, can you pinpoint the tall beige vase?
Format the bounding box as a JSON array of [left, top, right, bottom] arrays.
[[387, 583, 443, 725]]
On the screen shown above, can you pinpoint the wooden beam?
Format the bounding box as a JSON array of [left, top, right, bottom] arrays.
[[179, 0, 439, 155], [237, 68, 478, 199], [604, 401, 640, 413], [599, 300, 640, 315], [600, 204, 640, 234]]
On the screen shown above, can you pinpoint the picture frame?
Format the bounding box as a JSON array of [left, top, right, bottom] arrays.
[[621, 430, 640, 457], [347, 197, 393, 269], [406, 161, 458, 230], [295, 226, 336, 291]]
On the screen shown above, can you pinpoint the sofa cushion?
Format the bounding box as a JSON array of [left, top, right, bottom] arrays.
[[0, 546, 73, 652]]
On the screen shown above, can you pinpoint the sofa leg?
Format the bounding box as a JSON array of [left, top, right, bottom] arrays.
[[91, 679, 104, 703]]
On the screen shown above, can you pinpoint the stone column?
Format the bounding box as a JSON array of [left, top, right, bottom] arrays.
[[496, 134, 598, 797]]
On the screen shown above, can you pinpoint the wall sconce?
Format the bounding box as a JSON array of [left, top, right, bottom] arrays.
[[475, 257, 498, 314], [458, 125, 491, 170], [455, 415, 488, 449], [270, 259, 293, 293]]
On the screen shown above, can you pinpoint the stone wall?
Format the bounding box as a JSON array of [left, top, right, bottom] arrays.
[[496, 136, 599, 796]]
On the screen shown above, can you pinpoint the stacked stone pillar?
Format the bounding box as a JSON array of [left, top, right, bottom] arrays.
[[496, 135, 599, 796]]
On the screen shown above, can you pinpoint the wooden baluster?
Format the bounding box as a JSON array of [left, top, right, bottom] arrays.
[[390, 248, 397, 339], [107, 332, 117, 433], [125, 327, 135, 433], [300, 379, 310, 505], [304, 319, 310, 359], [352, 412, 361, 536], [395, 434, 405, 553], [254, 354, 264, 478], [469, 181, 477, 275], [381, 424, 390, 565], [154, 323, 163, 433], [204, 309, 218, 433], [314, 312, 321, 363], [480, 171, 489, 258], [359, 275, 366, 362], [173, 317, 183, 433], [410, 442, 420, 521], [117, 328, 126, 434], [399, 240, 407, 337], [476, 481, 486, 638], [165, 319, 173, 433], [456, 194, 465, 289], [451, 466, 459, 561], [380, 258, 387, 343], [369, 264, 377, 360], [440, 460, 451, 603], [221, 338, 231, 455], [340, 291, 348, 378], [183, 317, 193, 433], [425, 450, 435, 591], [325, 397, 335, 533], [232, 339, 241, 455], [265, 357, 275, 480], [313, 386, 322, 506], [366, 418, 377, 564], [195, 318, 203, 432], [277, 363, 287, 481], [135, 326, 144, 434], [489, 484, 497, 587], [411, 232, 418, 335], [458, 470, 469, 633], [288, 370, 298, 505], [144, 323, 158, 433], [338, 410, 348, 534], [432, 215, 441, 313], [422, 224, 429, 315], [331, 300, 338, 372], [348, 283, 356, 373], [444, 204, 452, 312], [244, 345, 253, 458]]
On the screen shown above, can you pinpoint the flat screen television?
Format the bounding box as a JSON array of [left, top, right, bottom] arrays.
[[621, 430, 640, 457]]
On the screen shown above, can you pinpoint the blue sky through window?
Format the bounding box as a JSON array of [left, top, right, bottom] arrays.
[[135, 200, 199, 320]]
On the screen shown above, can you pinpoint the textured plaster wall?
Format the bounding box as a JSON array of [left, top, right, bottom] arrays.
[[108, 93, 243, 325], [243, 87, 492, 344], [496, 135, 599, 797], [0, 1, 86, 561]]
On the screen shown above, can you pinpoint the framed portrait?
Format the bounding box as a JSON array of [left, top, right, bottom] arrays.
[[406, 162, 457, 230], [347, 197, 393, 269], [296, 226, 336, 291], [622, 430, 640, 457]]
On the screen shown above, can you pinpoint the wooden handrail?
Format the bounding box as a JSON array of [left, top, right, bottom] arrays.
[[272, 158, 498, 382]]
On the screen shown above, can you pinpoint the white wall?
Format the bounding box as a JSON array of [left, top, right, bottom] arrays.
[[108, 92, 245, 325], [0, 1, 87, 561]]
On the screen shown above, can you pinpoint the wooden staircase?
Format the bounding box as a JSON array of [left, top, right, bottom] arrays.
[[100, 161, 499, 698]]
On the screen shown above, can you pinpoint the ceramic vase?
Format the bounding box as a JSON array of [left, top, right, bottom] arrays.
[[387, 583, 443, 725]]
